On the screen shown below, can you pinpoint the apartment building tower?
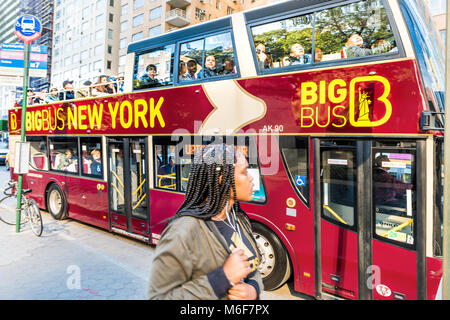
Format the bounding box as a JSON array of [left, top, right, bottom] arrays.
[[51, 0, 121, 89]]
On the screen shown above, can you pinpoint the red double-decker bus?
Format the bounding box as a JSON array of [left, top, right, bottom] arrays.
[[9, 0, 445, 299]]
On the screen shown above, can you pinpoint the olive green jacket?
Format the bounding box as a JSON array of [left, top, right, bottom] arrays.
[[147, 212, 263, 300]]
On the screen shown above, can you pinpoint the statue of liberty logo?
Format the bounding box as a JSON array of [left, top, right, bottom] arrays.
[[357, 87, 372, 122]]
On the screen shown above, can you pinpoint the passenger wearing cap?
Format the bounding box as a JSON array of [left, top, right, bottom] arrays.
[[59, 80, 75, 100], [76, 80, 93, 99], [45, 88, 60, 104]]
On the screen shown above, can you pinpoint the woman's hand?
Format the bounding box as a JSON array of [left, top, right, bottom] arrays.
[[228, 283, 257, 300], [223, 248, 251, 285]]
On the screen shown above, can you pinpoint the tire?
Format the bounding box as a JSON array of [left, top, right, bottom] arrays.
[[47, 184, 67, 220], [251, 222, 292, 291], [27, 199, 43, 236]]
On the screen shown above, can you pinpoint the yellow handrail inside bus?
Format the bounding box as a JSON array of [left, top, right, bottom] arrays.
[[132, 193, 147, 210], [132, 178, 146, 196], [111, 183, 125, 201], [111, 170, 124, 189], [381, 219, 414, 238], [323, 205, 348, 225], [157, 173, 176, 188]]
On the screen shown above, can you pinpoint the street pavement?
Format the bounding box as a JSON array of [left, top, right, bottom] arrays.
[[0, 168, 303, 300]]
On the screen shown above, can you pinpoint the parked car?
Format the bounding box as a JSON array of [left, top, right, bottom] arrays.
[[0, 142, 8, 166]]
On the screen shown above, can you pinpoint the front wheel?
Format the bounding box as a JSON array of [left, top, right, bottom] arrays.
[[252, 222, 292, 291], [27, 199, 43, 237], [47, 184, 67, 220]]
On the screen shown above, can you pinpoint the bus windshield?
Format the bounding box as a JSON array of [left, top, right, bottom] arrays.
[[400, 0, 445, 114]]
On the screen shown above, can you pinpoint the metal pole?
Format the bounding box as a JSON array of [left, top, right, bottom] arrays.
[[443, 0, 450, 300], [16, 42, 30, 233]]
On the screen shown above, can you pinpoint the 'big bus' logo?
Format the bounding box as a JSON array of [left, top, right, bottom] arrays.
[[299, 75, 392, 128]]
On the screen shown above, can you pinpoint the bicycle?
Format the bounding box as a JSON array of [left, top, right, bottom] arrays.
[[0, 180, 43, 237]]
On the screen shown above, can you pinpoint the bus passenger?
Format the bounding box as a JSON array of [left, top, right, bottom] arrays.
[[45, 88, 60, 104], [139, 64, 161, 88], [200, 55, 217, 78], [88, 149, 102, 175], [148, 144, 263, 300], [255, 43, 272, 70], [185, 59, 198, 80], [76, 80, 93, 99], [179, 61, 189, 81], [57, 149, 77, 172], [314, 48, 323, 62], [343, 33, 392, 58], [59, 80, 75, 100], [287, 43, 311, 65], [221, 57, 236, 75], [92, 75, 115, 96]]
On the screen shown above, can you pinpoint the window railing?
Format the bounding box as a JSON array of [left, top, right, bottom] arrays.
[[9, 78, 125, 108]]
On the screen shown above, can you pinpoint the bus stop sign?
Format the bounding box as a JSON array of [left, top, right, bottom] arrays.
[[14, 15, 42, 44]]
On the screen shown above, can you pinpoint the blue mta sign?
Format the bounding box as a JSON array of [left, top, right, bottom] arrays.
[[14, 15, 42, 44]]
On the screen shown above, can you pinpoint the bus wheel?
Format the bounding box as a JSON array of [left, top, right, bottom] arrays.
[[252, 222, 291, 291], [47, 184, 67, 220]]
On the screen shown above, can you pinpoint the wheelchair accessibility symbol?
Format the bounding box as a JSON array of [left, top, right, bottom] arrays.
[[295, 175, 306, 187]]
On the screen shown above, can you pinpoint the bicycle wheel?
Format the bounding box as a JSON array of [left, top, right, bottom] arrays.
[[0, 195, 18, 225], [27, 199, 43, 237]]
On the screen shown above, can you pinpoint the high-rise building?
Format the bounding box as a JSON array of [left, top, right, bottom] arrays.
[[26, 0, 54, 91], [51, 0, 121, 89], [0, 0, 28, 122]]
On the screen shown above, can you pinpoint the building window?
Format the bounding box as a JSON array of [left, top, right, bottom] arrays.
[[132, 32, 143, 42], [195, 8, 206, 21], [108, 29, 114, 39], [120, 37, 127, 49], [96, 13, 105, 26], [94, 60, 103, 72], [134, 0, 144, 10], [429, 0, 446, 15], [109, 0, 114, 6], [109, 13, 114, 23], [107, 60, 112, 69], [95, 29, 103, 41], [122, 4, 128, 15], [216, 0, 220, 9], [149, 25, 162, 37], [121, 21, 128, 32], [133, 14, 144, 27], [227, 6, 234, 15], [150, 6, 162, 20], [107, 45, 112, 54], [119, 55, 126, 66]]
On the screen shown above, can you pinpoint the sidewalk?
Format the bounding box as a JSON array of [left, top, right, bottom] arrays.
[[0, 206, 301, 300]]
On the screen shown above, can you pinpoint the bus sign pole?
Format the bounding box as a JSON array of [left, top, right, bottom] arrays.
[[13, 15, 42, 233]]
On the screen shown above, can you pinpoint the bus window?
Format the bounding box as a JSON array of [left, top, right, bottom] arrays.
[[154, 143, 176, 190], [251, 13, 313, 70], [80, 137, 103, 177], [315, 0, 397, 62], [133, 44, 174, 90], [321, 146, 356, 227], [28, 136, 48, 171], [280, 136, 309, 205], [179, 39, 203, 81], [49, 137, 79, 173], [373, 151, 415, 245], [178, 32, 236, 82]]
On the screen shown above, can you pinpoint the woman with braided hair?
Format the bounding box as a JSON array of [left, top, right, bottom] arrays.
[[148, 143, 263, 300]]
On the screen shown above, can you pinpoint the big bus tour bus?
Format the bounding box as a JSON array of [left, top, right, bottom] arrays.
[[8, 0, 445, 300]]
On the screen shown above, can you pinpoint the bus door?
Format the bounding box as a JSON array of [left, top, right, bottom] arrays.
[[107, 137, 150, 240], [313, 139, 424, 300]]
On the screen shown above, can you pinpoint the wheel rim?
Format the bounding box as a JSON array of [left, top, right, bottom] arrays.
[[254, 232, 276, 278], [49, 190, 62, 215]]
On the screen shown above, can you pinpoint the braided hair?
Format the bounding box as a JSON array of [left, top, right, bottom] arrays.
[[173, 143, 240, 220]]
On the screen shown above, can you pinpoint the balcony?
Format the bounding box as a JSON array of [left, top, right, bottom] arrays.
[[166, 0, 191, 8], [166, 8, 190, 27]]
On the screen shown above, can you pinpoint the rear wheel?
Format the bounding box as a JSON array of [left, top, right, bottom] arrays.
[[252, 222, 292, 291], [27, 199, 43, 236], [47, 184, 67, 220]]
